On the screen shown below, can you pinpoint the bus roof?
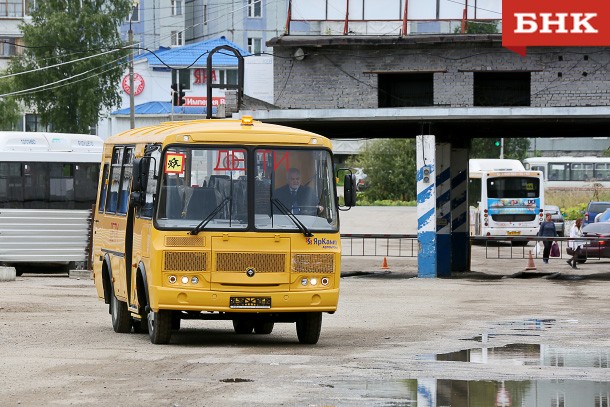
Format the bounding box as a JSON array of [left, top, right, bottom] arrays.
[[469, 159, 525, 172], [105, 118, 333, 149], [524, 156, 610, 164], [0, 132, 103, 162]]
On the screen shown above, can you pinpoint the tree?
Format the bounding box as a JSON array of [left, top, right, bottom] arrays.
[[348, 139, 416, 201], [0, 73, 21, 130], [9, 0, 132, 133], [470, 138, 530, 161]]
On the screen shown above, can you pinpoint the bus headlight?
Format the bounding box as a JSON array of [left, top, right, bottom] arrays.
[[191, 276, 199, 284], [169, 275, 177, 284], [181, 276, 189, 284]]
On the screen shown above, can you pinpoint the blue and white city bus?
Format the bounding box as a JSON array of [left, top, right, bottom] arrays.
[[469, 159, 545, 238]]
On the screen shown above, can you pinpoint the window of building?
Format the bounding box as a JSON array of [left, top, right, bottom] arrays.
[[473, 72, 531, 107], [171, 0, 182, 16], [248, 37, 262, 54], [378, 73, 433, 107], [25, 114, 52, 132], [219, 69, 238, 85], [247, 0, 262, 18], [0, 38, 18, 57], [171, 31, 184, 46], [172, 69, 190, 90], [25, 0, 35, 15], [0, 0, 24, 17]]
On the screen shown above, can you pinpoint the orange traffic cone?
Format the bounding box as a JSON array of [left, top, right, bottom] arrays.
[[381, 257, 390, 270], [525, 250, 537, 271]]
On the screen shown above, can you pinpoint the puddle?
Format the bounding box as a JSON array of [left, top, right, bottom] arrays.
[[494, 318, 557, 331], [421, 343, 610, 368], [334, 379, 610, 407], [461, 333, 540, 342]]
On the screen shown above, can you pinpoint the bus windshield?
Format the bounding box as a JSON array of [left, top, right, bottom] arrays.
[[155, 146, 338, 232], [487, 177, 540, 199]]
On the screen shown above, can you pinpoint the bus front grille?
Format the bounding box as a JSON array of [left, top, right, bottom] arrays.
[[163, 251, 207, 271], [216, 253, 285, 273], [491, 214, 537, 222], [292, 254, 334, 273], [165, 236, 205, 247]]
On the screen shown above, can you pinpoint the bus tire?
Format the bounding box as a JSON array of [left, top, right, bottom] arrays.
[[254, 320, 274, 334], [110, 291, 132, 333], [296, 312, 322, 345], [232, 318, 254, 334], [147, 309, 172, 344]]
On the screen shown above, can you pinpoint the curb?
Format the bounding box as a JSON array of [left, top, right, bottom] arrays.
[[69, 269, 92, 279]]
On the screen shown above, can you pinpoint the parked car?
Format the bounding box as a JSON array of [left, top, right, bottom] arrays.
[[571, 222, 610, 262], [544, 205, 565, 236], [594, 208, 610, 223], [583, 201, 610, 225]]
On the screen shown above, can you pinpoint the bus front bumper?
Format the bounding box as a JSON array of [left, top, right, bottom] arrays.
[[149, 286, 339, 313]]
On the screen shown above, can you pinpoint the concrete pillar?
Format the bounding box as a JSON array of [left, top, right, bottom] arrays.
[[416, 135, 437, 278], [436, 143, 452, 277], [451, 147, 470, 272]]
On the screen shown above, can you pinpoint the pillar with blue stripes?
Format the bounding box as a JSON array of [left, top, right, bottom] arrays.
[[451, 148, 470, 272], [436, 143, 452, 277], [416, 135, 437, 278]]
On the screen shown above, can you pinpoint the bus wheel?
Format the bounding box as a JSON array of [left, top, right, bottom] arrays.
[[147, 310, 172, 344], [232, 318, 254, 334], [254, 320, 274, 335], [110, 291, 132, 333], [296, 312, 322, 345]]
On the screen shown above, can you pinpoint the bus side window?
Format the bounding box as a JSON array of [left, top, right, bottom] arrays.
[[105, 147, 123, 214], [117, 148, 134, 215], [98, 164, 109, 213], [140, 148, 160, 219]]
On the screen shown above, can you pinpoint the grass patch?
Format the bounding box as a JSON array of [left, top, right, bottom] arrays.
[[546, 189, 610, 220]]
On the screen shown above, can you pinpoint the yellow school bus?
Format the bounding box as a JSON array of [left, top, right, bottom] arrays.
[[92, 117, 356, 344]]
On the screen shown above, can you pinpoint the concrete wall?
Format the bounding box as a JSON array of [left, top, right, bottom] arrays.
[[272, 42, 610, 110]]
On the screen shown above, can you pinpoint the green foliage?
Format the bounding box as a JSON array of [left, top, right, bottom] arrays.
[[454, 21, 500, 34], [347, 139, 416, 202], [562, 203, 586, 220], [0, 73, 21, 130], [470, 138, 530, 161], [9, 0, 132, 133]]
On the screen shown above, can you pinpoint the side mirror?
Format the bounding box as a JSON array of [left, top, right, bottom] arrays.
[[132, 157, 150, 193], [343, 174, 357, 207], [131, 157, 151, 207]]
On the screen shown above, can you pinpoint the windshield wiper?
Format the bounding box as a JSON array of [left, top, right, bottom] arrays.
[[189, 198, 231, 235], [270, 198, 313, 237]]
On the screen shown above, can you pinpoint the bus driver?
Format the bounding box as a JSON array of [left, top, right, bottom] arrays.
[[274, 167, 318, 215]]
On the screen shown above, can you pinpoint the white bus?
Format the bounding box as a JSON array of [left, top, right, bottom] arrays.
[[0, 132, 102, 273], [523, 156, 610, 190], [469, 159, 544, 238]]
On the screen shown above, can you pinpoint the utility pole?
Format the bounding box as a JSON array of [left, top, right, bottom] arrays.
[[128, 21, 135, 129]]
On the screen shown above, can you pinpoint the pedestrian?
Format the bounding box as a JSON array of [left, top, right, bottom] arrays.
[[567, 218, 584, 269], [537, 212, 557, 264]]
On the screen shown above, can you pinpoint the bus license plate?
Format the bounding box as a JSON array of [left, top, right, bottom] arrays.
[[507, 231, 521, 236], [230, 297, 271, 309]]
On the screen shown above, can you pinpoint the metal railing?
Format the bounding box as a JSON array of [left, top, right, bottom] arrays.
[[341, 234, 417, 257], [340, 234, 608, 262]]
